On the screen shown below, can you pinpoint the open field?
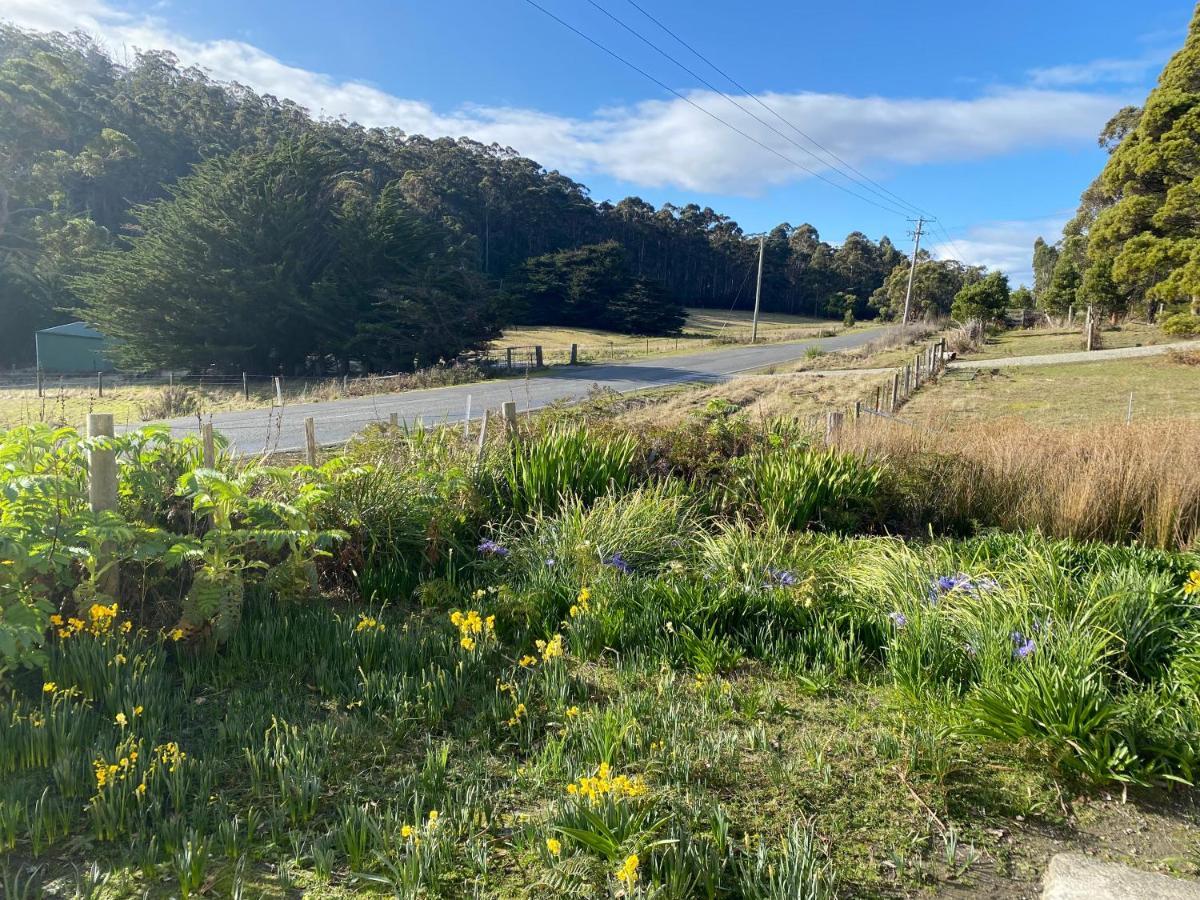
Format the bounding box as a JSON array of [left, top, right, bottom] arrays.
[[903, 352, 1200, 427], [960, 322, 1188, 361], [494, 308, 846, 365]]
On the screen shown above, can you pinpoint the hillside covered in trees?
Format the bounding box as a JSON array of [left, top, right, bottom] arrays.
[[2, 26, 960, 372], [1030, 5, 1200, 329]]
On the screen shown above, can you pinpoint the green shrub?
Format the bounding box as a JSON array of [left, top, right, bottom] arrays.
[[1162, 312, 1200, 337]]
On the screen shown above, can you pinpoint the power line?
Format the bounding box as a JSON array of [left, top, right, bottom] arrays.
[[583, 0, 918, 218], [519, 0, 912, 219], [620, 0, 934, 220], [929, 219, 972, 269]]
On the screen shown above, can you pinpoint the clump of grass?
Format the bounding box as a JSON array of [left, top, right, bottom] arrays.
[[859, 322, 941, 355], [944, 319, 987, 355], [733, 445, 884, 532], [839, 418, 1200, 549], [134, 386, 201, 419], [499, 423, 640, 515]]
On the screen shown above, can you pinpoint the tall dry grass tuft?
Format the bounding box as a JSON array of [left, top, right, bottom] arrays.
[[858, 322, 941, 355], [837, 418, 1200, 549]]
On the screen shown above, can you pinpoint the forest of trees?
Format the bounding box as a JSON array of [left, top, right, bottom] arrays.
[[2, 26, 969, 372], [1031, 6, 1200, 322]]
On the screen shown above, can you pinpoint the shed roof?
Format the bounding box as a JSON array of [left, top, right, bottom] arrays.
[[36, 321, 105, 339]]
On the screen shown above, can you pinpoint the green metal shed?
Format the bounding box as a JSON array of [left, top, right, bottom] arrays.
[[35, 322, 115, 373]]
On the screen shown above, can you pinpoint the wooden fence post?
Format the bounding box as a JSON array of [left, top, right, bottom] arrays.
[[570, 343, 578, 365], [853, 400, 861, 423], [501, 401, 519, 441], [463, 395, 472, 441], [97, 371, 104, 398], [890, 373, 900, 412], [201, 423, 215, 468], [389, 412, 399, 429], [505, 348, 514, 369], [534, 346, 544, 368], [273, 376, 283, 406], [36, 368, 43, 398], [874, 386, 881, 412], [87, 413, 119, 598], [477, 408, 490, 461], [913, 354, 921, 390], [242, 372, 249, 401], [304, 417, 318, 465]]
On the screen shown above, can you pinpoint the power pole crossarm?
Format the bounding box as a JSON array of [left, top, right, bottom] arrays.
[[752, 235, 764, 343], [902, 217, 925, 326]]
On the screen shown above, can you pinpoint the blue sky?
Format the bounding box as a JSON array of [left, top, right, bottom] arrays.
[[8, 0, 1196, 283]]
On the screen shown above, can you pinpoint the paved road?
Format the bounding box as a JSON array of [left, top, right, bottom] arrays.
[[143, 327, 888, 454]]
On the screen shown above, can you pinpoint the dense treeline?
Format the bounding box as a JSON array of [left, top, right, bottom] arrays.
[[1032, 6, 1200, 325], [3, 26, 948, 372]]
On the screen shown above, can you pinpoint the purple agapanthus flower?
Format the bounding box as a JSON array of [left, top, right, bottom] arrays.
[[764, 568, 800, 589], [604, 552, 632, 574], [1014, 638, 1036, 660], [478, 539, 509, 557], [928, 573, 999, 604], [888, 610, 908, 628]]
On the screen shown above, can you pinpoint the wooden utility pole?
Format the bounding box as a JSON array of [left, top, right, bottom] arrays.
[[752, 235, 765, 344], [901, 217, 926, 325]]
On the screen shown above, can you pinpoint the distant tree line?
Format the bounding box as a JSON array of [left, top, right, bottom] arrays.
[[1031, 7, 1200, 323], [1, 26, 997, 372]]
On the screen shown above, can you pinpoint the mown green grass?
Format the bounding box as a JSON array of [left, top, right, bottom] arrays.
[[906, 354, 1200, 426], [961, 322, 1187, 361]]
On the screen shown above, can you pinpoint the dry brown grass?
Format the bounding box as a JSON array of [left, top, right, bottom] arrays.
[[617, 371, 884, 429], [835, 417, 1200, 549], [1168, 347, 1200, 367]]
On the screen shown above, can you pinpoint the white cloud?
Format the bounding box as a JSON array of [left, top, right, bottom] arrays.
[[1029, 50, 1169, 88], [928, 215, 1070, 285], [4, 0, 1134, 199]]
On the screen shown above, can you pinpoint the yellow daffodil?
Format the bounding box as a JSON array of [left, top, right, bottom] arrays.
[[616, 853, 639, 883], [546, 837, 562, 855], [42, 682, 57, 693]]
